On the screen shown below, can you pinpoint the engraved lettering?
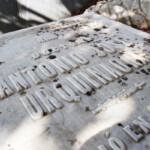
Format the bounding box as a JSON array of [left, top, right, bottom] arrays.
[[22, 67, 42, 84], [125, 52, 149, 65], [101, 43, 116, 54], [120, 55, 142, 68], [42, 49, 52, 56], [108, 137, 126, 150], [39, 62, 57, 78], [51, 58, 71, 73], [36, 89, 63, 113], [133, 116, 150, 134], [20, 94, 43, 120], [31, 53, 41, 60], [54, 83, 80, 102], [87, 66, 113, 85], [70, 53, 89, 65], [99, 64, 123, 79], [123, 125, 144, 142], [0, 79, 14, 99], [92, 47, 107, 57], [61, 56, 79, 69], [96, 43, 116, 54], [79, 71, 102, 89], [109, 59, 132, 73], [8, 72, 29, 92], [36, 91, 55, 113], [67, 74, 91, 94]]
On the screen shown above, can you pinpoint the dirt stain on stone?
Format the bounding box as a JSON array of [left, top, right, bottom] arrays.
[[56, 84, 62, 88], [85, 107, 90, 112], [122, 76, 128, 81], [140, 69, 149, 75], [48, 55, 56, 59], [117, 123, 123, 127], [0, 62, 4, 65]]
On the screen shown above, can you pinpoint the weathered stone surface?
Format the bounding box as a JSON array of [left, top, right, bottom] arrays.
[[85, 0, 150, 29], [0, 12, 150, 150], [141, 0, 150, 25], [130, 13, 148, 29]]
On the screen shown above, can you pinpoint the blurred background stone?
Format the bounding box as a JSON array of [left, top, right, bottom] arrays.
[[0, 0, 150, 34], [85, 0, 150, 30], [0, 0, 96, 34]]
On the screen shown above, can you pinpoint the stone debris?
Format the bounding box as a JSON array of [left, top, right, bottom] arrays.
[[85, 0, 150, 30]]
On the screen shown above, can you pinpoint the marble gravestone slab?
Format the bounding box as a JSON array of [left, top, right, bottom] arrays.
[[0, 12, 150, 150]]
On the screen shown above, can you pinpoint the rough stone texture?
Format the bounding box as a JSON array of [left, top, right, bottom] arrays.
[[85, 0, 150, 29], [0, 12, 150, 150]]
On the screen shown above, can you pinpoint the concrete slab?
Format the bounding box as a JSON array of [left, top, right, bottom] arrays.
[[0, 12, 150, 150]]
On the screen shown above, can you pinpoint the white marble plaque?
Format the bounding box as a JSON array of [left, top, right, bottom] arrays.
[[0, 12, 150, 150]]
